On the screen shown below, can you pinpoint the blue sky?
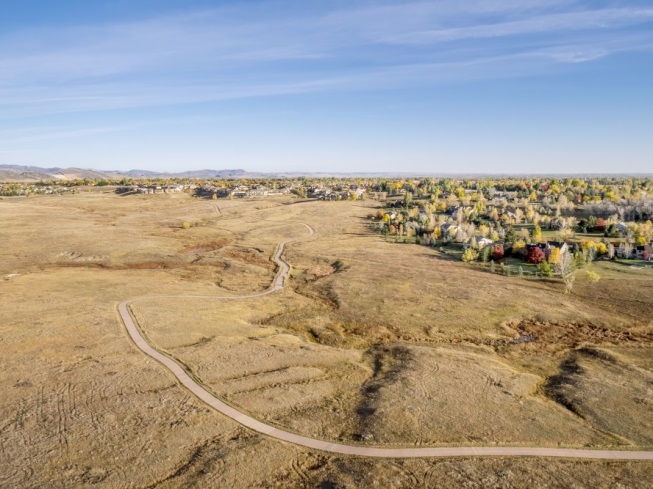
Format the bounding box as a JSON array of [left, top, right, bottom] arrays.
[[1, 0, 652, 173]]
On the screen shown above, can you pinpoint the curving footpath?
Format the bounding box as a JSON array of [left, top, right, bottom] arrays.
[[119, 222, 653, 460]]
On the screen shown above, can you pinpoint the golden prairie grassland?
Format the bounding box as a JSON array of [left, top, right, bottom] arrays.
[[1, 190, 652, 488]]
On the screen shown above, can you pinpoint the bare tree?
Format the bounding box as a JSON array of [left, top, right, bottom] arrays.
[[555, 251, 576, 294], [618, 242, 634, 259], [455, 207, 464, 224], [566, 216, 577, 230]]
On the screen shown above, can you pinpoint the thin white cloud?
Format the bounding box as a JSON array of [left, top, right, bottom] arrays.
[[547, 48, 610, 63], [386, 7, 653, 44], [1, 2, 647, 81], [0, 126, 133, 145], [0, 50, 588, 117], [0, 1, 651, 117]]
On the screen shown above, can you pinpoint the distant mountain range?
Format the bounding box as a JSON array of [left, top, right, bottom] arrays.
[[0, 164, 460, 181], [1, 164, 652, 181], [0, 165, 253, 181], [0, 165, 115, 181]]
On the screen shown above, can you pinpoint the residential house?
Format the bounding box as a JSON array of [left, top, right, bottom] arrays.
[[616, 242, 636, 259], [246, 186, 269, 197], [635, 244, 653, 260], [544, 241, 569, 257], [229, 185, 249, 198], [440, 223, 458, 238], [464, 236, 493, 249], [529, 241, 568, 260]]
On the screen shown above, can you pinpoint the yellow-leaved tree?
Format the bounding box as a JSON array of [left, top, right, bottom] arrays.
[[533, 225, 542, 243], [513, 240, 527, 255], [548, 246, 561, 265], [461, 248, 479, 262], [596, 242, 608, 255]]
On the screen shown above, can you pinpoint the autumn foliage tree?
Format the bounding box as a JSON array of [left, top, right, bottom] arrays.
[[527, 246, 546, 264], [461, 248, 479, 262], [548, 246, 561, 265], [533, 225, 542, 243], [512, 240, 527, 256], [492, 245, 504, 261], [595, 218, 606, 232]]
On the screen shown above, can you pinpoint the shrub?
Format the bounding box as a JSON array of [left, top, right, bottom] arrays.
[[527, 246, 546, 264], [537, 261, 553, 278], [586, 270, 601, 282], [461, 248, 479, 262], [480, 246, 491, 263], [182, 221, 191, 229]]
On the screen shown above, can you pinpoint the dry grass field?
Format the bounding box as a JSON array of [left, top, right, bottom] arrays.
[[1, 191, 652, 488]]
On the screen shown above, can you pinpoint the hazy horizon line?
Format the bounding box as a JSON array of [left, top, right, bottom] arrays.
[[1, 164, 652, 179]]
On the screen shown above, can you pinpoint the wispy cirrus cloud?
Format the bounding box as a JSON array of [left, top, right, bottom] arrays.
[[384, 7, 653, 44], [0, 126, 134, 145], [0, 0, 652, 118]]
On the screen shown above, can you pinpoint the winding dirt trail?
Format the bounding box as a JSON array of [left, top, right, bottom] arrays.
[[118, 221, 653, 460]]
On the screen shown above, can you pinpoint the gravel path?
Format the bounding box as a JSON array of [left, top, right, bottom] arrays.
[[118, 221, 653, 460]]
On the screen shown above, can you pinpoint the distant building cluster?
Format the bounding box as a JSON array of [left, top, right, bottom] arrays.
[[306, 185, 366, 200], [194, 183, 369, 200], [197, 184, 292, 199], [116, 183, 193, 194], [0, 183, 73, 197]]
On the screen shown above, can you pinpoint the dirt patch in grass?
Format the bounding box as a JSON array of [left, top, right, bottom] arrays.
[[53, 260, 184, 270], [544, 347, 653, 445], [223, 247, 275, 269], [512, 321, 653, 347], [181, 238, 231, 253], [354, 344, 414, 441], [305, 264, 336, 280]]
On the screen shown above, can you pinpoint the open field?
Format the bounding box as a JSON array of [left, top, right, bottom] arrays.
[[1, 191, 653, 488]]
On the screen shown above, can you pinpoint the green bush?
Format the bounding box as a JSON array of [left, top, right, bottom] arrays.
[[537, 261, 553, 278], [586, 270, 601, 282]]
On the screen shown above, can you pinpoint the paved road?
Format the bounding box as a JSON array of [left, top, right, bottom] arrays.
[[119, 222, 653, 460]]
